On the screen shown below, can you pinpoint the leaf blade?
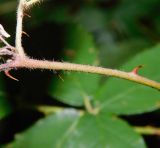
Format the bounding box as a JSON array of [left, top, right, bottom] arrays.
[[11, 110, 146, 148], [49, 24, 100, 106], [94, 44, 160, 115]]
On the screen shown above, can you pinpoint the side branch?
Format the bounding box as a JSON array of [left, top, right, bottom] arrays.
[[4, 57, 160, 90], [135, 126, 160, 136], [15, 0, 41, 57], [15, 0, 26, 57]]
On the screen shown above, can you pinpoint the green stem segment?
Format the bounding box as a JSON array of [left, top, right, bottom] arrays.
[[15, 58, 160, 91], [135, 126, 160, 136]]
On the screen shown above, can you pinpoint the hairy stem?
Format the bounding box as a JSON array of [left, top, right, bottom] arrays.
[[25, 0, 41, 7], [3, 0, 158, 92], [8, 57, 160, 90], [15, 0, 41, 57], [15, 0, 26, 57]]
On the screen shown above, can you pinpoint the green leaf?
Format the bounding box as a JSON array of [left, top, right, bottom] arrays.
[[112, 0, 160, 36], [11, 110, 146, 148], [0, 74, 11, 119], [0, 93, 11, 119], [49, 24, 100, 106], [75, 7, 107, 32], [94, 44, 160, 115], [48, 6, 71, 24]]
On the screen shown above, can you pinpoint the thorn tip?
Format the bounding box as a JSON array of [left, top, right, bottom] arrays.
[[131, 65, 143, 75], [5, 70, 19, 81], [22, 31, 30, 37]]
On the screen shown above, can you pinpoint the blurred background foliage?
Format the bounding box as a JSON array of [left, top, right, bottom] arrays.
[[0, 0, 160, 148]]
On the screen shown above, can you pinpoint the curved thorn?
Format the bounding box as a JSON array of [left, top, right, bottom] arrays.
[[131, 65, 143, 75], [0, 24, 10, 38], [4, 70, 19, 81], [24, 12, 31, 18], [22, 31, 30, 37]]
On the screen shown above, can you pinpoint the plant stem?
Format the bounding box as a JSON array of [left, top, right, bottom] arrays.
[[7, 0, 160, 92], [25, 0, 41, 7], [37, 105, 84, 116], [84, 97, 99, 115], [134, 126, 160, 136], [15, 0, 26, 57], [10, 57, 160, 90], [15, 0, 41, 57]]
